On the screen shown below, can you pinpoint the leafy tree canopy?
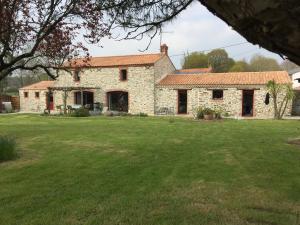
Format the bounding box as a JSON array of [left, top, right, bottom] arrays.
[[182, 52, 208, 69], [207, 49, 235, 72], [182, 50, 284, 73], [249, 54, 282, 72], [0, 0, 193, 81], [229, 60, 250, 72]]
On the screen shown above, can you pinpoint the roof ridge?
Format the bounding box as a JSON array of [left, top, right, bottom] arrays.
[[169, 71, 288, 76], [76, 53, 162, 59]]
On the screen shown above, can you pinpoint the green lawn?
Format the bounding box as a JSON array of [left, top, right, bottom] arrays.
[[0, 115, 300, 225]]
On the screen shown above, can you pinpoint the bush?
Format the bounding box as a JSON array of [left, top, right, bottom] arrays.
[[137, 112, 148, 117], [194, 107, 204, 119], [214, 108, 223, 119], [223, 112, 230, 117], [0, 136, 17, 162], [71, 108, 90, 117], [202, 107, 214, 115]]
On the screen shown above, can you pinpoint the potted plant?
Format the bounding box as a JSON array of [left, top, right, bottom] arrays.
[[203, 108, 214, 120]]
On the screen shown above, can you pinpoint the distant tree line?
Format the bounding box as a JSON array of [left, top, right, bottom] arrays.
[[0, 70, 49, 95], [182, 49, 299, 72]]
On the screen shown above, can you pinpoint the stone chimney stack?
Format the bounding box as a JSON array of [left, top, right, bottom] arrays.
[[160, 44, 168, 55]]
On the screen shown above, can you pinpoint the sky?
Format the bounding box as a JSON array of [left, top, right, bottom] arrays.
[[84, 2, 283, 69]]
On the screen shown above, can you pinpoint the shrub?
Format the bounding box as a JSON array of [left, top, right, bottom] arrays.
[[194, 107, 204, 119], [0, 136, 17, 162], [202, 107, 214, 115], [71, 107, 90, 117], [214, 108, 223, 119], [223, 112, 230, 117], [137, 112, 148, 117]]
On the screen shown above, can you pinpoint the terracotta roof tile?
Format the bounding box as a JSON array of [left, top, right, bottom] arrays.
[[158, 71, 291, 86], [65, 53, 163, 68], [20, 81, 54, 90], [177, 67, 212, 74]]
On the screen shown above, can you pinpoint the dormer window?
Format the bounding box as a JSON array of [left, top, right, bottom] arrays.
[[74, 69, 80, 82], [120, 69, 127, 81]]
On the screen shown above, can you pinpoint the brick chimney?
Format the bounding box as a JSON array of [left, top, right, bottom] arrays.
[[160, 44, 168, 55]]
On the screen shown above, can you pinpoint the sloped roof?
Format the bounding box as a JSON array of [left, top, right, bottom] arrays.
[[65, 53, 163, 68], [158, 71, 291, 86], [20, 81, 54, 90], [176, 68, 213, 74]]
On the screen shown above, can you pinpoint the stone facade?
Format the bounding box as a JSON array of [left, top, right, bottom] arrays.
[[156, 85, 292, 118], [19, 89, 48, 112], [53, 54, 175, 115], [19, 48, 292, 119]]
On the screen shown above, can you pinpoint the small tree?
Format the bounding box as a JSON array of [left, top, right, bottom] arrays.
[[62, 89, 69, 115], [267, 80, 295, 119]]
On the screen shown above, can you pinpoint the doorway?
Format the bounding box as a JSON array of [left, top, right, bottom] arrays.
[[107, 91, 128, 112], [178, 90, 187, 114], [74, 91, 94, 110], [46, 92, 54, 110], [242, 90, 254, 116]]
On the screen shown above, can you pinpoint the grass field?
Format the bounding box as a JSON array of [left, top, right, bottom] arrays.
[[0, 115, 300, 225]]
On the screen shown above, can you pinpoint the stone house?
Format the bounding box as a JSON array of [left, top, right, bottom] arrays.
[[288, 68, 300, 115], [19, 81, 54, 112], [157, 71, 291, 118], [19, 45, 292, 118], [289, 68, 300, 89]]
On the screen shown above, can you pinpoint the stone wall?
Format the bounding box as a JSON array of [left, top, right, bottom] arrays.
[[155, 86, 292, 118], [54, 66, 157, 115], [19, 89, 48, 112], [153, 55, 176, 113], [154, 55, 176, 82]]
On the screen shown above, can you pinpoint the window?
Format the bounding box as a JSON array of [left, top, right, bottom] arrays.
[[212, 90, 223, 99], [296, 78, 300, 83], [35, 92, 40, 98], [120, 69, 127, 81], [265, 93, 270, 105], [24, 92, 28, 98], [73, 69, 80, 82]]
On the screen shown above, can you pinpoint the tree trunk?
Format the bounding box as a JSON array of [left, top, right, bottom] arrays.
[[272, 93, 278, 119], [280, 99, 290, 119]]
